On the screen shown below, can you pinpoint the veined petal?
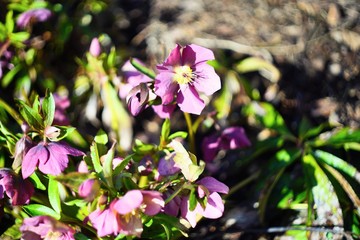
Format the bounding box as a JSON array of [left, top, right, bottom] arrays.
[[177, 86, 205, 115], [154, 72, 178, 105], [38, 152, 68, 176], [47, 142, 84, 157], [193, 62, 221, 95], [22, 144, 49, 179], [113, 190, 143, 215], [182, 44, 215, 66], [163, 44, 182, 66]]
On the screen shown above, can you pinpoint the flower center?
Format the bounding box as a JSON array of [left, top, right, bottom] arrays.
[[173, 66, 194, 84]]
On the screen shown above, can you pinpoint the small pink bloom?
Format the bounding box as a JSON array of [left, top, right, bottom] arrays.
[[89, 38, 101, 57], [78, 179, 100, 202], [0, 169, 34, 205], [16, 8, 52, 28], [22, 142, 85, 179], [155, 44, 221, 115], [20, 215, 75, 240]]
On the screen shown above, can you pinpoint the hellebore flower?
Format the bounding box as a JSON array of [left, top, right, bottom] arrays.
[[22, 142, 85, 179], [0, 169, 34, 205], [158, 154, 180, 176], [12, 135, 33, 169], [89, 190, 164, 237], [89, 38, 101, 57], [120, 59, 152, 99], [78, 178, 100, 202], [154, 44, 221, 115], [202, 127, 251, 162], [16, 8, 52, 28], [180, 176, 229, 227], [152, 104, 176, 119], [53, 93, 71, 125], [20, 215, 75, 240], [126, 83, 150, 116]]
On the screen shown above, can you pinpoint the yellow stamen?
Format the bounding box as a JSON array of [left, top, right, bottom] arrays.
[[173, 65, 193, 84]]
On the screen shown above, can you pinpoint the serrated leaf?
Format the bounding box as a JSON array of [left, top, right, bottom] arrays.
[[42, 91, 55, 126], [23, 204, 61, 219], [48, 177, 62, 214]]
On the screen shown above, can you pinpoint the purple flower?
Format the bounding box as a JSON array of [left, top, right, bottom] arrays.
[[20, 216, 75, 240], [13, 135, 33, 169], [158, 154, 180, 176], [0, 169, 34, 205], [16, 8, 52, 28], [89, 38, 101, 57], [202, 127, 251, 162], [126, 83, 150, 116], [180, 176, 229, 227], [120, 59, 152, 99], [53, 93, 71, 125], [22, 142, 85, 179], [154, 44, 221, 115]]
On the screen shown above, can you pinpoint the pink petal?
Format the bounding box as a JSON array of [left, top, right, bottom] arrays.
[[22, 144, 49, 179], [119, 214, 143, 237], [89, 208, 120, 237], [193, 62, 221, 95], [180, 197, 199, 228], [47, 142, 84, 157], [152, 104, 176, 119], [182, 44, 215, 66], [163, 44, 182, 66], [38, 152, 68, 176], [141, 190, 164, 216], [202, 192, 224, 219], [197, 177, 229, 194], [113, 190, 143, 215], [177, 85, 205, 115], [154, 71, 178, 105]]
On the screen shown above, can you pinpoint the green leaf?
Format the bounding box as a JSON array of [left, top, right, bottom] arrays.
[[189, 188, 197, 211], [0, 221, 22, 239], [161, 118, 171, 141], [130, 57, 156, 79], [312, 128, 360, 147], [0, 22, 6, 41], [213, 71, 236, 118], [9, 32, 30, 45], [107, 47, 117, 68], [5, 11, 14, 33], [51, 126, 76, 141], [74, 232, 92, 240], [1, 64, 22, 88], [113, 154, 134, 176], [55, 172, 93, 192], [23, 204, 61, 219], [48, 177, 62, 214], [235, 57, 281, 83], [103, 142, 115, 188], [16, 99, 44, 130], [90, 141, 102, 174], [29, 172, 46, 190], [42, 91, 55, 126], [94, 129, 108, 145], [168, 131, 188, 140]]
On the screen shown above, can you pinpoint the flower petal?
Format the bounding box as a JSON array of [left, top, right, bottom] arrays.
[[202, 192, 224, 219], [154, 71, 178, 105], [177, 85, 205, 115], [201, 135, 221, 162], [38, 152, 68, 176], [22, 144, 49, 179], [47, 142, 84, 157], [141, 190, 164, 216], [113, 190, 143, 215], [197, 176, 229, 194], [193, 62, 221, 95], [163, 44, 182, 66], [182, 44, 215, 66]]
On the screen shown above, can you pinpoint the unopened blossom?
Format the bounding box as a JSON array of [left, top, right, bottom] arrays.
[[20, 215, 75, 240], [78, 178, 100, 202], [53, 93, 71, 125], [180, 176, 229, 227], [12, 135, 33, 169], [22, 142, 85, 179], [155, 44, 221, 115], [89, 38, 101, 57], [16, 8, 52, 28], [202, 127, 251, 162], [126, 83, 150, 116], [0, 169, 34, 205]]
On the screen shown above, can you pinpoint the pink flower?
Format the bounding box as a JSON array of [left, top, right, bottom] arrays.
[[155, 44, 221, 115], [16, 8, 52, 28], [20, 216, 75, 240], [22, 142, 85, 179], [180, 177, 228, 227], [152, 104, 176, 119], [0, 169, 34, 205], [89, 190, 164, 237], [202, 127, 251, 162], [89, 38, 101, 57], [13, 135, 33, 169], [126, 83, 150, 116], [53, 93, 71, 126], [78, 179, 100, 202]]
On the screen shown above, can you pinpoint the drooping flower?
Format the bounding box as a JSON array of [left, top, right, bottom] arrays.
[[180, 176, 229, 227], [20, 215, 75, 240], [0, 168, 34, 205], [16, 8, 52, 28], [89, 190, 164, 237], [154, 44, 221, 115], [202, 127, 251, 162], [22, 142, 85, 179]]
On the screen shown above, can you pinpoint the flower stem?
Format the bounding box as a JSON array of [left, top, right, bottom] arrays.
[[226, 170, 261, 199], [183, 112, 196, 155], [164, 182, 185, 204]]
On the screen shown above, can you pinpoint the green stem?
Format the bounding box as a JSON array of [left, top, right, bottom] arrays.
[[183, 112, 196, 155], [226, 170, 261, 199], [164, 182, 185, 204]]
